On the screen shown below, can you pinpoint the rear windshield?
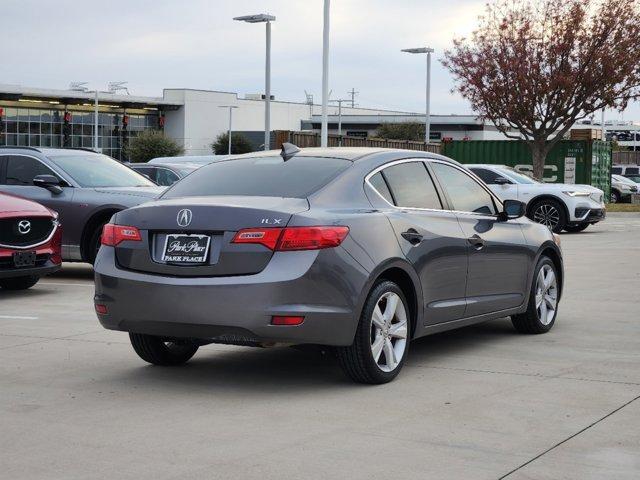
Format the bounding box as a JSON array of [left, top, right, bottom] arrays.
[[162, 156, 351, 199]]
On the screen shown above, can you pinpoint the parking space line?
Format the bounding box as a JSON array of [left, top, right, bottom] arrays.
[[39, 282, 94, 287], [498, 394, 640, 479], [0, 315, 39, 320]]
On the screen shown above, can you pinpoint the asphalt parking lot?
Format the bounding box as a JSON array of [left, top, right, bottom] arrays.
[[1, 213, 639, 480]]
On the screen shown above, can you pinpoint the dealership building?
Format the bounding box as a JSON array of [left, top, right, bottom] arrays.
[[0, 84, 511, 160]]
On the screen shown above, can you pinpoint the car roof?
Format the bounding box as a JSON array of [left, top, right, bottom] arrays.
[[0, 146, 100, 156], [464, 164, 509, 169]]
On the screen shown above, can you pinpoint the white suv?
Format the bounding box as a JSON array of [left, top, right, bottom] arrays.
[[467, 164, 605, 233]]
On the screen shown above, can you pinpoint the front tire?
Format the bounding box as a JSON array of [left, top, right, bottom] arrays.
[[129, 333, 199, 366], [611, 190, 621, 204], [564, 223, 589, 233], [511, 257, 559, 334], [0, 275, 40, 290], [529, 199, 567, 233], [337, 281, 410, 384]]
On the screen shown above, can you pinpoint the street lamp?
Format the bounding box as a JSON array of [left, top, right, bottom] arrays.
[[234, 13, 276, 151], [218, 105, 238, 155], [401, 47, 434, 144], [321, 0, 331, 147]]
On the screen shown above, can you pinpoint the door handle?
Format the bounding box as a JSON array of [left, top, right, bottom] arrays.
[[467, 234, 485, 250], [401, 229, 423, 245]]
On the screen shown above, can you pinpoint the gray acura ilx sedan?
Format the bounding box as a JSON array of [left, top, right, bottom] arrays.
[[94, 146, 563, 384]]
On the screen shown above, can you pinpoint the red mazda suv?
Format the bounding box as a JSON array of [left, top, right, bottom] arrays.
[[0, 192, 61, 290]]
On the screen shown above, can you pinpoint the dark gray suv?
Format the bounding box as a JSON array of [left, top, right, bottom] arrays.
[[0, 147, 164, 263], [94, 147, 563, 384]]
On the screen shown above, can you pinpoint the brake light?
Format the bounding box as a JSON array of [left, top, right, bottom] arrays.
[[277, 226, 349, 251], [232, 226, 349, 251], [232, 228, 283, 250], [101, 224, 142, 246]]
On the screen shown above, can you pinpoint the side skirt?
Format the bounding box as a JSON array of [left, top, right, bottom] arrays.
[[415, 306, 525, 338]]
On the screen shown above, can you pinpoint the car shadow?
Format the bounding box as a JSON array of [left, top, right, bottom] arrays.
[[49, 263, 94, 281], [99, 319, 517, 393]]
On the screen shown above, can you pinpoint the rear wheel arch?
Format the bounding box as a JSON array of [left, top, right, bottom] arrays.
[[533, 244, 563, 299], [81, 208, 120, 261], [362, 261, 421, 340]]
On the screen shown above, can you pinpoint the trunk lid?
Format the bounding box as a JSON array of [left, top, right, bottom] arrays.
[[113, 196, 309, 277]]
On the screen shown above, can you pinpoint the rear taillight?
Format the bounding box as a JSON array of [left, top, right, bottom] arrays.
[[232, 226, 349, 251], [101, 224, 142, 247]]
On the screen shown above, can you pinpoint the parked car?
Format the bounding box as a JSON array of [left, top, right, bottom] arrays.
[[130, 162, 200, 186], [0, 192, 61, 290], [148, 155, 229, 166], [611, 164, 640, 177], [467, 164, 605, 233], [0, 147, 165, 263], [611, 174, 638, 203], [94, 146, 563, 384]]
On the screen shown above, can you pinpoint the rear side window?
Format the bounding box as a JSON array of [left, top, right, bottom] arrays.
[[470, 167, 505, 185], [431, 162, 497, 215], [163, 156, 351, 199], [611, 167, 623, 175], [626, 167, 640, 175], [368, 172, 394, 204], [4, 156, 57, 185], [381, 161, 442, 209]]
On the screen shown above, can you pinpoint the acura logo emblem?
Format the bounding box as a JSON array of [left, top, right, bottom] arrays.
[[176, 209, 193, 227], [18, 220, 31, 235]]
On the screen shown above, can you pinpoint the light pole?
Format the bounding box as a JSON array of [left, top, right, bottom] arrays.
[[330, 99, 348, 145], [321, 0, 331, 147], [219, 106, 238, 155], [401, 47, 434, 144], [234, 14, 275, 151]]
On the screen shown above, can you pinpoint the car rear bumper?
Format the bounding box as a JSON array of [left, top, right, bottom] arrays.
[[93, 246, 368, 347]]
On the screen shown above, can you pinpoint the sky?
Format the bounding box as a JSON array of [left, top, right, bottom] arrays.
[[3, 0, 639, 120]]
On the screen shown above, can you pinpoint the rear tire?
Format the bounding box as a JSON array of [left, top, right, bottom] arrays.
[[337, 280, 410, 384], [129, 333, 199, 366], [564, 223, 589, 233], [529, 199, 567, 233], [511, 257, 559, 334], [0, 275, 40, 290]]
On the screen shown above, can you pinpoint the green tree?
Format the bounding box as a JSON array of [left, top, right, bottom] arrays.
[[124, 130, 183, 163], [211, 132, 255, 155], [376, 123, 425, 141]]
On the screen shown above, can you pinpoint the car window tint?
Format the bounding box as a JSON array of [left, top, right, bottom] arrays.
[[4, 156, 57, 185], [611, 167, 623, 175], [431, 162, 497, 215], [626, 167, 640, 175], [469, 167, 504, 185], [163, 156, 351, 199], [368, 172, 394, 204], [382, 162, 442, 209], [156, 169, 179, 186]]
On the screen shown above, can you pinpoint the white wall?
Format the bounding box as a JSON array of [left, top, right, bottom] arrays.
[[163, 89, 412, 154]]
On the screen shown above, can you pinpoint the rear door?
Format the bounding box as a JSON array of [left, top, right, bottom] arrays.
[[430, 161, 530, 317], [369, 160, 468, 325]]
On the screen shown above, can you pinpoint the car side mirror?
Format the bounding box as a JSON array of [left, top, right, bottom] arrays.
[[494, 176, 511, 185], [33, 174, 63, 194], [498, 199, 526, 221]]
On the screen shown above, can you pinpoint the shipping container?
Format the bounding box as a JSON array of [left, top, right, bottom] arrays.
[[442, 140, 611, 196]]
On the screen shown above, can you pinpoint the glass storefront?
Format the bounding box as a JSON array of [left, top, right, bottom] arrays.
[[0, 105, 160, 161]]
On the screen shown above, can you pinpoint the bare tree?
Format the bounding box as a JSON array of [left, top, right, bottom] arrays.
[[442, 0, 640, 178]]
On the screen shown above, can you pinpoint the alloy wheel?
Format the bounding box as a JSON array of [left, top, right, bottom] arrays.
[[370, 292, 408, 372], [533, 204, 560, 230], [535, 264, 558, 325]]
